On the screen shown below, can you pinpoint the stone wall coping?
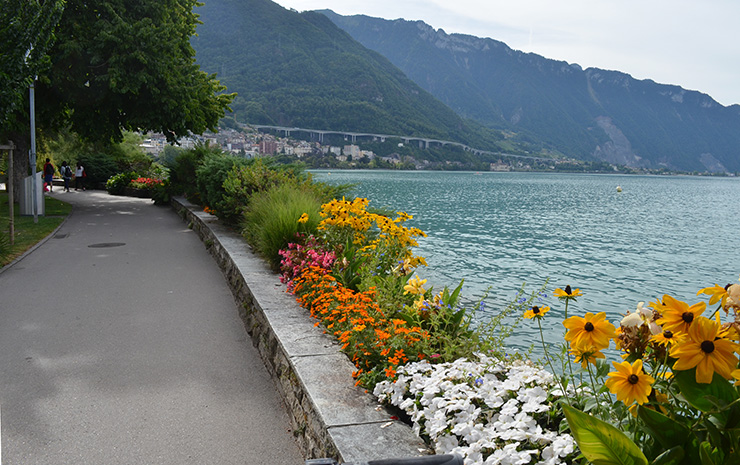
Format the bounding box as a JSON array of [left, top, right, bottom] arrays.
[[171, 197, 428, 462]]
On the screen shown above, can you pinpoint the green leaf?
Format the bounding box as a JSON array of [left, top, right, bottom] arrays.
[[637, 407, 691, 450], [698, 441, 719, 465], [674, 369, 738, 417], [650, 446, 684, 465], [563, 404, 648, 465], [448, 279, 464, 306]]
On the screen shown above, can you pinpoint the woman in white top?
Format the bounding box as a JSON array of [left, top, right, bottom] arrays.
[[75, 163, 86, 190]]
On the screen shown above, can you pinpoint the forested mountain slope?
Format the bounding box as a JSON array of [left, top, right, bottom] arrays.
[[191, 0, 508, 151]]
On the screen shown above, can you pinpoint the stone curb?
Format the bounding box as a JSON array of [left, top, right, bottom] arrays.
[[171, 197, 428, 462]]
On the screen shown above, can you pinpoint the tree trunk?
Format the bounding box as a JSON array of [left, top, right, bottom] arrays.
[[7, 131, 30, 197]]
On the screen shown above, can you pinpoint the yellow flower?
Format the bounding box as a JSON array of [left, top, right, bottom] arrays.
[[732, 368, 740, 386], [523, 305, 550, 320], [671, 316, 740, 383], [655, 294, 705, 335], [298, 213, 309, 224], [554, 285, 583, 301], [404, 275, 427, 295], [650, 328, 687, 347], [569, 342, 606, 368], [605, 359, 655, 405], [563, 312, 616, 351], [697, 284, 728, 307]]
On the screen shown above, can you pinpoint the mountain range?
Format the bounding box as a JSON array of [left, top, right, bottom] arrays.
[[191, 0, 507, 154], [190, 0, 740, 172], [320, 10, 740, 173]]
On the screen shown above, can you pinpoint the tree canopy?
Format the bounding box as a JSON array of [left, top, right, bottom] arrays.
[[1, 0, 233, 146], [0, 0, 65, 131]]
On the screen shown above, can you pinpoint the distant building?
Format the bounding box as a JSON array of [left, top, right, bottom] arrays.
[[260, 140, 278, 155], [490, 161, 511, 172], [343, 145, 360, 158]]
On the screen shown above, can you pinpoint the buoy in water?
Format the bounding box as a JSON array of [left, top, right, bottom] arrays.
[[616, 186, 623, 192]]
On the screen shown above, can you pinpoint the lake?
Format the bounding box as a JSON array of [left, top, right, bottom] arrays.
[[311, 170, 739, 351]]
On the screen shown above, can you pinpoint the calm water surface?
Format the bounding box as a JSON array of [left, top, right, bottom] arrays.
[[312, 170, 739, 351]]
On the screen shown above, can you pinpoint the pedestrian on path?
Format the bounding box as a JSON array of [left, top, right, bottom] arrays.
[[60, 161, 73, 192], [75, 162, 86, 191], [43, 158, 55, 192]]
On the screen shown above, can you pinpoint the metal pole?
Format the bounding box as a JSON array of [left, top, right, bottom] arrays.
[[29, 80, 38, 223], [8, 142, 14, 244]]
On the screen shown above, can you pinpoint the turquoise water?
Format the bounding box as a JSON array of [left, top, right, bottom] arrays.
[[311, 170, 739, 350]]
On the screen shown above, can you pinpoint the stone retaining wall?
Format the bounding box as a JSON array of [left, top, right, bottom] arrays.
[[172, 197, 428, 463]]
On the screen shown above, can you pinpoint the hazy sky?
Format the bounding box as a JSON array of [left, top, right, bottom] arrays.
[[274, 0, 740, 106]]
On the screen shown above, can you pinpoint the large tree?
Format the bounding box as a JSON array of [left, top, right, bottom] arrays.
[[1, 0, 233, 191]]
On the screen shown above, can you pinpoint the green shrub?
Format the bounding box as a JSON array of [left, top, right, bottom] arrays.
[[77, 152, 119, 187], [195, 152, 249, 219], [106, 171, 138, 195], [221, 157, 351, 225], [151, 179, 171, 205], [241, 183, 323, 270], [167, 143, 216, 202]]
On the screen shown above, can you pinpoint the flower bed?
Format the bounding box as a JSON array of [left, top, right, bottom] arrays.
[[274, 193, 740, 465], [374, 355, 576, 465]]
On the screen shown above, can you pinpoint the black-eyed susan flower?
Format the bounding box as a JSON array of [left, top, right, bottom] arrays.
[[655, 294, 706, 335], [670, 316, 740, 384], [605, 359, 655, 405], [554, 285, 583, 301], [298, 213, 309, 224], [563, 312, 616, 350], [650, 328, 687, 347], [524, 305, 550, 320], [568, 341, 606, 368]]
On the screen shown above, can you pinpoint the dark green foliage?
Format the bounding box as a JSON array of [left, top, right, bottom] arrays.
[[0, 0, 64, 131], [106, 171, 137, 195], [151, 179, 172, 205], [34, 0, 234, 144], [77, 152, 119, 187], [167, 143, 214, 202], [194, 150, 250, 216]]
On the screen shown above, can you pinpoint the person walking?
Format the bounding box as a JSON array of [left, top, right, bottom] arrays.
[[43, 158, 55, 192], [60, 161, 73, 192], [74, 162, 86, 191]]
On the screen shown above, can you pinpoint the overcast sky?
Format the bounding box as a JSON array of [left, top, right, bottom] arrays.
[[274, 0, 740, 107]]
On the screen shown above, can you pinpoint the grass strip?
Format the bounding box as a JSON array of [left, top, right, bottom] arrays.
[[0, 192, 72, 267]]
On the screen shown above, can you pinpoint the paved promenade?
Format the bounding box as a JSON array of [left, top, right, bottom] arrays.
[[0, 191, 303, 464]]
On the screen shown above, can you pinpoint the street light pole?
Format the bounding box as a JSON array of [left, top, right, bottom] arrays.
[[29, 78, 38, 223]]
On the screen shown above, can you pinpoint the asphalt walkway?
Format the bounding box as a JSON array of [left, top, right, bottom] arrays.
[[0, 190, 304, 464]]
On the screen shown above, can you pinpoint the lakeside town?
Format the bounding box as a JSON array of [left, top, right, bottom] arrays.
[[139, 126, 736, 175]]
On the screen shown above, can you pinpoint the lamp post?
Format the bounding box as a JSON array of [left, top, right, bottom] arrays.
[[23, 46, 40, 223], [29, 76, 38, 223]]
